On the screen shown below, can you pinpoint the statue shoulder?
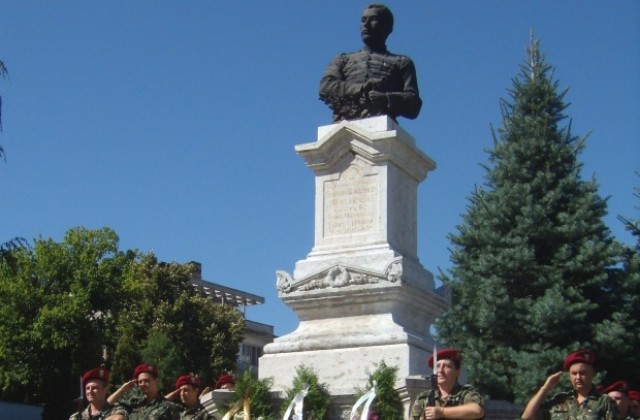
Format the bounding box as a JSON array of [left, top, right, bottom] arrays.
[[387, 52, 417, 67]]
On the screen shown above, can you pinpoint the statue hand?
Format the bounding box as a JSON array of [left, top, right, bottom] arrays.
[[361, 79, 384, 93], [367, 90, 388, 108]]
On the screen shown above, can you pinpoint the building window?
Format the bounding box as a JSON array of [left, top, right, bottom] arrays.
[[238, 344, 263, 370]]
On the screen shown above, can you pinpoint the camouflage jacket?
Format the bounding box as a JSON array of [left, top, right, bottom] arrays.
[[69, 403, 128, 420], [538, 388, 619, 420], [180, 403, 216, 420], [411, 383, 485, 420], [116, 394, 181, 420]]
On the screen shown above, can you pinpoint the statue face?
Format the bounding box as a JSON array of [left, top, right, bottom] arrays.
[[360, 7, 390, 47]]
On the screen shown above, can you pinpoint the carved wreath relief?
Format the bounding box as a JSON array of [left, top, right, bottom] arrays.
[[276, 260, 404, 294]]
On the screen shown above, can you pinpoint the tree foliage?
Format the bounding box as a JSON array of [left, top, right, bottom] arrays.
[[435, 39, 628, 403], [601, 176, 640, 386], [0, 227, 245, 417]]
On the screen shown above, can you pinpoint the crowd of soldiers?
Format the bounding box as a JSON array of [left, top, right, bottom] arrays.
[[71, 348, 639, 420], [70, 363, 234, 420], [410, 348, 639, 420]]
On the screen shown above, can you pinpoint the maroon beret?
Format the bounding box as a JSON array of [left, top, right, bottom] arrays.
[[428, 348, 462, 368], [215, 374, 235, 389], [82, 367, 109, 385], [629, 390, 640, 402], [175, 374, 201, 390], [563, 349, 595, 371], [605, 380, 630, 394], [133, 363, 159, 379]]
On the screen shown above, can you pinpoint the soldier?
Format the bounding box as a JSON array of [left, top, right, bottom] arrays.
[[605, 381, 634, 420], [521, 349, 618, 420], [113, 363, 181, 420], [410, 348, 485, 420], [319, 3, 422, 122], [214, 374, 235, 391], [171, 374, 216, 420], [196, 374, 235, 418], [629, 391, 640, 418], [69, 367, 128, 420]]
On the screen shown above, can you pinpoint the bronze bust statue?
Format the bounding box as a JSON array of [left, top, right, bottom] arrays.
[[319, 3, 422, 122]]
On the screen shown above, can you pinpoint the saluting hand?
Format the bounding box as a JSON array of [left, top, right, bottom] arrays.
[[541, 371, 563, 393]]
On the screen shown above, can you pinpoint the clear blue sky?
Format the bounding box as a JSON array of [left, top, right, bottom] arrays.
[[1, 1, 638, 336]]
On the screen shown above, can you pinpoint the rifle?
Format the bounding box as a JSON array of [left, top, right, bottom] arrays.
[[427, 345, 438, 407]]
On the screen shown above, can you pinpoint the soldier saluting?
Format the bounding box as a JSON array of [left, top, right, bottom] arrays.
[[521, 349, 618, 420]]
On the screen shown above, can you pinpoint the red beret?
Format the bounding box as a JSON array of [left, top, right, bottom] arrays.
[[175, 374, 201, 390], [133, 363, 159, 379], [605, 380, 630, 394], [215, 374, 235, 389], [629, 390, 640, 402], [82, 367, 109, 385], [428, 348, 462, 368], [563, 349, 595, 371]]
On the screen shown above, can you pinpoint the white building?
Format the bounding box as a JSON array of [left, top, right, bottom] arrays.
[[188, 261, 274, 373]]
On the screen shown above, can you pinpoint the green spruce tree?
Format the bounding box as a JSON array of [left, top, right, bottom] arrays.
[[597, 177, 640, 385], [435, 39, 624, 403]]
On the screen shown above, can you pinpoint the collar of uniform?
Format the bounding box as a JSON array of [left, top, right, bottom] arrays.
[[362, 45, 388, 54], [572, 386, 603, 401]]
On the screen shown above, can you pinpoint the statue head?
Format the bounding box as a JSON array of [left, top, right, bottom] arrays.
[[361, 3, 394, 49]]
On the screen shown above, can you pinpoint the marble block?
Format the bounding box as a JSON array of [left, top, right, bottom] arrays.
[[260, 116, 445, 397]]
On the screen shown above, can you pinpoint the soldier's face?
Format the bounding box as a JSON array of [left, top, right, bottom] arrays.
[[608, 391, 629, 416], [435, 359, 459, 388], [360, 8, 389, 47], [179, 384, 199, 407], [85, 380, 107, 405], [137, 372, 159, 400], [568, 363, 594, 392]]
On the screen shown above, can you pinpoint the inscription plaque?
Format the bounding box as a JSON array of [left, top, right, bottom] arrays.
[[323, 164, 378, 237]]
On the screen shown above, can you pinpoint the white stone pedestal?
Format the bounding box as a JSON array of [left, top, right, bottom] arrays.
[[260, 116, 445, 414]]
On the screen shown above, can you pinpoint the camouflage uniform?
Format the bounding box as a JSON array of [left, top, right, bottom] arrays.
[[69, 403, 128, 420], [180, 403, 216, 420], [116, 394, 181, 420], [411, 383, 485, 420], [538, 388, 619, 420]]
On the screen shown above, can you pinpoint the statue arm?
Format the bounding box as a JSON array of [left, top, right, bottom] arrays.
[[319, 55, 366, 99], [385, 57, 422, 119]]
